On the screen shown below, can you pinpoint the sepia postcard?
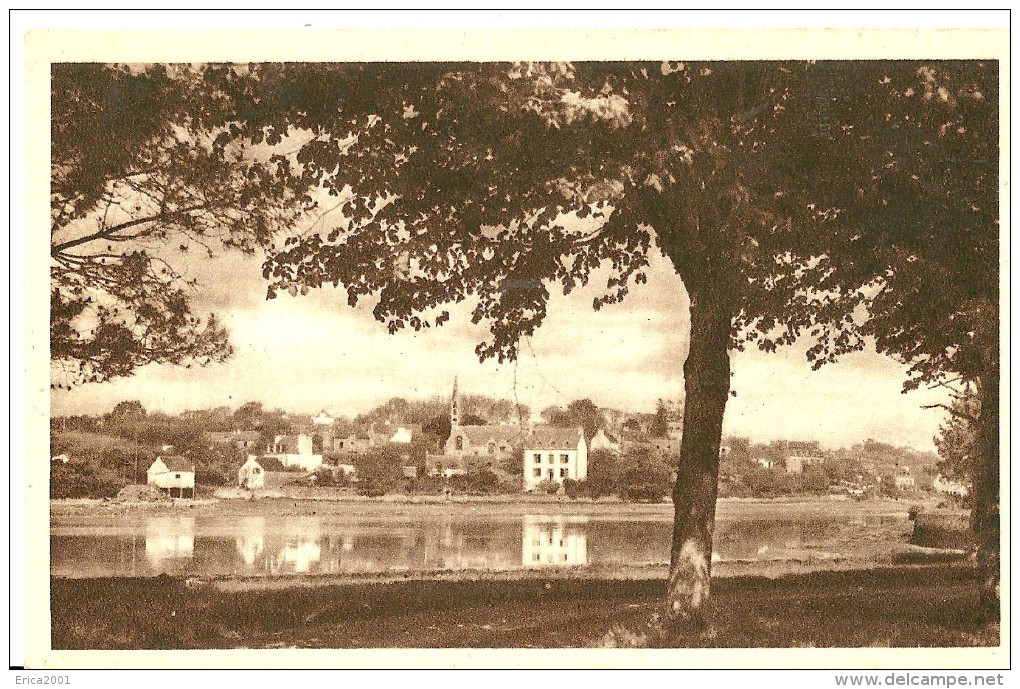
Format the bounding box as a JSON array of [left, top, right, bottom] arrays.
[[18, 16, 1011, 671]]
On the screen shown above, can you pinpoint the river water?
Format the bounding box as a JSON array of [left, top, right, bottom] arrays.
[[50, 502, 913, 578]]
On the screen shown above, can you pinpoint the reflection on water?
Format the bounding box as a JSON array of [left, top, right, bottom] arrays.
[[145, 517, 194, 563], [522, 516, 587, 567], [50, 509, 909, 579]]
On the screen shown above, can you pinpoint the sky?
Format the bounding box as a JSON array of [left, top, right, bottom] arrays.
[[50, 245, 952, 451]]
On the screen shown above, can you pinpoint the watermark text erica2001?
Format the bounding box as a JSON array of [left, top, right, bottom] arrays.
[[14, 677, 71, 685]]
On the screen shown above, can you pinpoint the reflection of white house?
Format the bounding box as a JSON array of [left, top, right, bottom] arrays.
[[235, 517, 266, 566], [145, 517, 195, 563], [522, 428, 587, 491], [265, 434, 323, 471], [280, 539, 322, 573], [933, 474, 969, 497], [237, 455, 265, 490], [522, 517, 587, 567], [146, 456, 195, 497]]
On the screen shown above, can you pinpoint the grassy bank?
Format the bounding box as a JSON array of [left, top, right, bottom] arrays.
[[52, 563, 996, 649]]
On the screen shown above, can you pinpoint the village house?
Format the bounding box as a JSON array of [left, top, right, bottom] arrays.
[[895, 465, 917, 490], [312, 410, 335, 426], [589, 428, 620, 454], [933, 474, 969, 497], [146, 456, 195, 498], [784, 440, 825, 474], [264, 434, 323, 472], [237, 455, 265, 490], [207, 429, 261, 453], [664, 399, 684, 440], [522, 427, 588, 492], [332, 430, 372, 454]]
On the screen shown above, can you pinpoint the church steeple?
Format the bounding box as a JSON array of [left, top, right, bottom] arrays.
[[450, 376, 460, 429]]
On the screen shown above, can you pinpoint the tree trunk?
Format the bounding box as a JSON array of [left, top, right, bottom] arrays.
[[973, 357, 999, 620], [664, 281, 732, 631]]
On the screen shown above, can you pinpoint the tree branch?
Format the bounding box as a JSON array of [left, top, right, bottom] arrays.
[[51, 205, 208, 254], [921, 403, 979, 424]]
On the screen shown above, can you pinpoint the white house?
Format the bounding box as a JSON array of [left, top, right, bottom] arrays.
[[895, 466, 917, 490], [389, 426, 414, 444], [522, 427, 588, 492], [933, 474, 969, 497], [237, 455, 265, 490], [312, 410, 335, 426], [146, 456, 195, 498], [589, 429, 620, 454], [265, 434, 323, 472]]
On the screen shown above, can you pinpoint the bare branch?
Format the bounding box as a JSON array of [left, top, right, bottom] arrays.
[[921, 403, 979, 424]]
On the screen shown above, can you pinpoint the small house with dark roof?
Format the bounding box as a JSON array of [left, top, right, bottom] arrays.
[[207, 430, 261, 452], [523, 426, 588, 492], [147, 456, 195, 498]]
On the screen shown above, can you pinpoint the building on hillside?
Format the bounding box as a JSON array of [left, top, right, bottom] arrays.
[[895, 465, 917, 490], [752, 457, 777, 470], [619, 431, 677, 456], [332, 431, 372, 454], [312, 410, 335, 426], [264, 434, 323, 472], [933, 474, 969, 497], [783, 440, 825, 474], [147, 456, 195, 498], [664, 399, 684, 440], [237, 455, 265, 490], [207, 430, 261, 453], [523, 427, 587, 492]]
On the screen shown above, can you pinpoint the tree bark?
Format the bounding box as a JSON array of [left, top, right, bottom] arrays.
[[664, 280, 733, 631], [973, 357, 1000, 620]]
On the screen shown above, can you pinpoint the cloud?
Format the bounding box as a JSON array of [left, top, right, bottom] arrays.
[[50, 237, 951, 451]]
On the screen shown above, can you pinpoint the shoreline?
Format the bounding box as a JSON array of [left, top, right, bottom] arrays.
[[50, 560, 993, 649], [51, 493, 936, 514]]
